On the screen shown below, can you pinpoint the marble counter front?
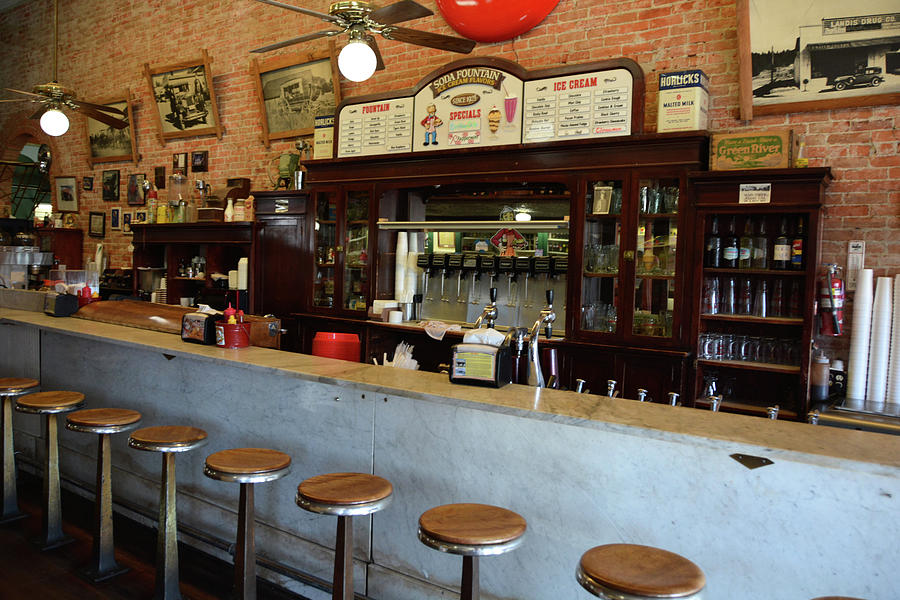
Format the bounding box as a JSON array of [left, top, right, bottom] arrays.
[[1, 307, 897, 599]]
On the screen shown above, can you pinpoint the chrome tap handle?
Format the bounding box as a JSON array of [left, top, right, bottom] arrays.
[[546, 289, 553, 305], [490, 286, 497, 304], [606, 379, 617, 398], [767, 405, 780, 420], [667, 392, 680, 406], [636, 388, 649, 402], [574, 379, 587, 393], [709, 394, 722, 412], [807, 410, 820, 425]]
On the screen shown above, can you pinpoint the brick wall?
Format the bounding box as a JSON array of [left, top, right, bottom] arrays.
[[1, 0, 897, 354]]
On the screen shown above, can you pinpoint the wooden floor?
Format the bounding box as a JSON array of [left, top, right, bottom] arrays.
[[0, 471, 310, 600]]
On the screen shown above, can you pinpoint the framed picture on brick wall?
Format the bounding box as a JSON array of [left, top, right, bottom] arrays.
[[251, 41, 341, 148], [144, 49, 223, 144], [737, 0, 900, 119], [84, 92, 138, 167]]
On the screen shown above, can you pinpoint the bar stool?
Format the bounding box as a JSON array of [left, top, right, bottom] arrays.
[[15, 390, 84, 549], [576, 543, 706, 599], [66, 408, 142, 581], [418, 503, 527, 600], [296, 472, 393, 600], [204, 448, 291, 600], [129, 425, 208, 600], [0, 377, 39, 523]]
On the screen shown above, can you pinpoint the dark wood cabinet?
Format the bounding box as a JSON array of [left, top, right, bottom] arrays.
[[688, 168, 831, 419], [36, 228, 83, 269]]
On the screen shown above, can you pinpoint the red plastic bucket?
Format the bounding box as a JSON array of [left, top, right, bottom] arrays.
[[312, 332, 360, 362], [221, 323, 250, 349]]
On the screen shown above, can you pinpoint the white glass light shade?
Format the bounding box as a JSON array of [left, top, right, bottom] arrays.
[[40, 108, 69, 136], [338, 40, 377, 82]]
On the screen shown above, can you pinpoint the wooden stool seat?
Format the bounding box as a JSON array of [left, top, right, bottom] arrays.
[[297, 472, 393, 516], [128, 425, 208, 453], [577, 544, 706, 599], [66, 407, 142, 582], [16, 390, 85, 414], [1, 378, 39, 523], [0, 377, 39, 394], [205, 448, 292, 599], [66, 408, 142, 434], [296, 472, 393, 600], [204, 448, 291, 483], [418, 503, 527, 555]]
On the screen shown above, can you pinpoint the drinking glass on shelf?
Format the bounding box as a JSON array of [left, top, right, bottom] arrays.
[[582, 303, 595, 329], [721, 333, 735, 360], [738, 277, 753, 315], [605, 304, 617, 332], [720, 276, 736, 315], [664, 186, 679, 213], [698, 333, 712, 359], [771, 278, 785, 317], [735, 334, 751, 361], [752, 280, 768, 318], [747, 336, 761, 362], [703, 277, 720, 314], [759, 337, 777, 363], [603, 245, 618, 273], [639, 186, 649, 213], [710, 333, 723, 361]]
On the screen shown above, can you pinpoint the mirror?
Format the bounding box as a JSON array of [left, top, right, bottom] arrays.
[[9, 142, 52, 220]]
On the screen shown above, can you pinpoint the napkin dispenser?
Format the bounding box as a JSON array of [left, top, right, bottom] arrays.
[[43, 292, 79, 317], [181, 312, 222, 345], [449, 342, 510, 388]]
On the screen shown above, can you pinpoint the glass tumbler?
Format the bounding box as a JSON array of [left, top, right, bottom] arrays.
[[720, 276, 737, 315], [752, 280, 768, 318], [703, 277, 720, 314], [738, 277, 753, 315]]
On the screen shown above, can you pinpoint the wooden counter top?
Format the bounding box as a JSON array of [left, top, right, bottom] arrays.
[[2, 307, 898, 471]]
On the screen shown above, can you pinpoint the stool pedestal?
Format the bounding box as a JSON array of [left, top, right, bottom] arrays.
[[417, 503, 527, 600], [204, 448, 291, 600], [0, 377, 39, 524], [577, 543, 706, 600], [67, 408, 142, 582], [296, 472, 393, 600], [15, 390, 84, 549], [129, 425, 208, 600]]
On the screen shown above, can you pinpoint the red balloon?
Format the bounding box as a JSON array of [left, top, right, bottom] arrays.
[[435, 0, 561, 43]]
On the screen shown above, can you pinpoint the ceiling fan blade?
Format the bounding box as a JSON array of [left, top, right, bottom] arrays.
[[0, 98, 30, 103], [251, 29, 341, 53], [75, 100, 126, 116], [5, 87, 46, 99], [371, 0, 433, 25], [364, 35, 386, 71], [77, 105, 129, 129], [29, 106, 48, 120], [253, 0, 344, 25], [382, 26, 476, 54]]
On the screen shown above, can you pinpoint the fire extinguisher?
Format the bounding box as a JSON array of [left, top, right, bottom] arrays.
[[818, 263, 844, 336]]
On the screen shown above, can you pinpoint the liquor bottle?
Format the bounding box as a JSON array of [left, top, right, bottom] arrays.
[[772, 217, 791, 270], [739, 218, 754, 269], [722, 216, 739, 268], [752, 218, 768, 269], [705, 216, 721, 268], [791, 217, 805, 270]]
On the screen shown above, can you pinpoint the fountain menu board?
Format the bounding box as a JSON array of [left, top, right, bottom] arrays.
[[337, 98, 415, 157], [412, 66, 524, 152], [522, 68, 633, 142]]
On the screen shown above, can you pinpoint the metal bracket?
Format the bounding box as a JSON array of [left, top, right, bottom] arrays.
[[729, 453, 773, 470]]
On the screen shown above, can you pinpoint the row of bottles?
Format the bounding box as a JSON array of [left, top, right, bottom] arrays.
[[706, 215, 805, 270]]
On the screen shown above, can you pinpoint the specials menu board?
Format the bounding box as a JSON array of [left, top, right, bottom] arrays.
[[337, 98, 415, 157], [522, 68, 633, 142], [412, 66, 524, 152]]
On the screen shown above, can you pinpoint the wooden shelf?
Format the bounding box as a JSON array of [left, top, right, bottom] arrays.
[[635, 272, 675, 280], [696, 358, 801, 374], [585, 213, 622, 221], [171, 276, 206, 282], [638, 212, 678, 219], [703, 267, 805, 276], [583, 271, 619, 278], [700, 313, 803, 324]]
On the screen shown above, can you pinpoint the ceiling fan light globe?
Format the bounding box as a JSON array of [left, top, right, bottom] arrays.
[[338, 40, 378, 82], [40, 108, 69, 136]]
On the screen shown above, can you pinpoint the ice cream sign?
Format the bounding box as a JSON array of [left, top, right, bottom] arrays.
[[414, 66, 524, 152]]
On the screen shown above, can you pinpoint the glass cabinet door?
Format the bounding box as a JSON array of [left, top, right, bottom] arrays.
[[343, 189, 370, 312], [632, 177, 679, 338], [313, 190, 336, 308], [581, 179, 623, 333]]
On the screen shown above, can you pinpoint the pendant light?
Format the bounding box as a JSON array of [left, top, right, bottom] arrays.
[[338, 28, 377, 83]]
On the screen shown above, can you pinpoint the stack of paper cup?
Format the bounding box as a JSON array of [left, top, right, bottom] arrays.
[[846, 269, 874, 400], [887, 274, 900, 405], [394, 231, 408, 303], [866, 276, 893, 404]]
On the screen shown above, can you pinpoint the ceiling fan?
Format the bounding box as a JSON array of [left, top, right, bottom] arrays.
[[1, 0, 128, 135], [251, 0, 477, 81]]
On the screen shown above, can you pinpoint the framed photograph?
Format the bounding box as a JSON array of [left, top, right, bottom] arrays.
[[54, 176, 78, 212], [737, 0, 900, 119], [82, 176, 93, 191], [251, 43, 341, 147], [133, 210, 148, 224], [172, 152, 188, 176], [191, 150, 208, 172], [110, 207, 121, 230], [122, 212, 133, 234], [155, 166, 166, 189], [144, 50, 223, 144], [127, 173, 146, 206], [84, 92, 138, 167], [102, 170, 120, 202], [88, 211, 105, 238]]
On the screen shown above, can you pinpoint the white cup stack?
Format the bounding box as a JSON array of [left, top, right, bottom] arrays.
[[846, 269, 874, 400], [865, 276, 893, 405]]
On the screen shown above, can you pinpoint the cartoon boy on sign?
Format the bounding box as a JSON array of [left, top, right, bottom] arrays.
[[420, 104, 443, 146]]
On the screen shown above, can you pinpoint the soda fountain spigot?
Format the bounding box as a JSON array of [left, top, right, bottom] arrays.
[[709, 394, 722, 412], [416, 253, 431, 302], [473, 287, 499, 329], [636, 388, 650, 402], [574, 379, 587, 393], [667, 392, 680, 406], [606, 380, 618, 398], [767, 405, 780, 420], [525, 290, 557, 388]]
